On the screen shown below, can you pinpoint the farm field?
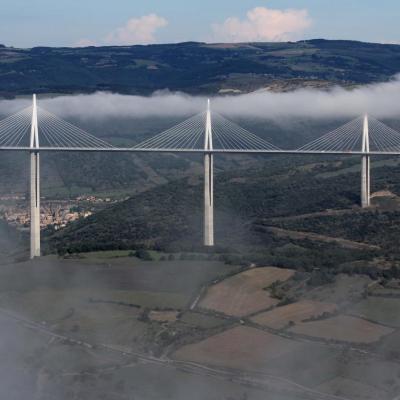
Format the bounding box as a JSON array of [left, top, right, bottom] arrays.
[[198, 267, 295, 317], [149, 310, 179, 322], [53, 302, 149, 351], [314, 376, 391, 400], [334, 357, 400, 397], [304, 274, 372, 305], [173, 325, 335, 372], [0, 256, 241, 296], [173, 323, 400, 399], [1, 315, 295, 400], [2, 253, 400, 399], [0, 256, 243, 354], [250, 300, 337, 330], [370, 287, 400, 296], [289, 315, 394, 343], [0, 288, 188, 319], [349, 297, 400, 327], [377, 330, 400, 356], [174, 326, 304, 370], [179, 311, 229, 329]]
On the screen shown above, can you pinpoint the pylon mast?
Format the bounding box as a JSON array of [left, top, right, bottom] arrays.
[[361, 114, 370, 208], [204, 99, 214, 246], [30, 94, 41, 258]]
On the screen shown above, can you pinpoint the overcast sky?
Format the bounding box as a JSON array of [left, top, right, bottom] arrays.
[[1, 0, 399, 48]]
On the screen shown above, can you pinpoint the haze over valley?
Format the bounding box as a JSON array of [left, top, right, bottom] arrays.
[[1, 2, 400, 398]]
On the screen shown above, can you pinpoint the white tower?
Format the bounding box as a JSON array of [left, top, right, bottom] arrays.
[[361, 114, 370, 208], [30, 94, 41, 258], [204, 99, 214, 246]]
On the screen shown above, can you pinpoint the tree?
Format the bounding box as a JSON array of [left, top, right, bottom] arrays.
[[135, 249, 153, 261]]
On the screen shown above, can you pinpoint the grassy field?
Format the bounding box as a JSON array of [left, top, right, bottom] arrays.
[[2, 253, 400, 399], [315, 376, 390, 400], [349, 297, 400, 328], [0, 255, 243, 355], [78, 250, 134, 259], [173, 324, 344, 388], [198, 267, 295, 317], [0, 256, 241, 297], [173, 326, 307, 370], [289, 315, 394, 343], [251, 300, 338, 330], [0, 288, 189, 318], [149, 310, 179, 322], [179, 311, 229, 329], [80, 249, 172, 261], [304, 274, 372, 305], [1, 316, 293, 400]]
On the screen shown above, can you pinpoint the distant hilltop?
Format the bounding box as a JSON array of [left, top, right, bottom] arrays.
[[0, 39, 400, 97]]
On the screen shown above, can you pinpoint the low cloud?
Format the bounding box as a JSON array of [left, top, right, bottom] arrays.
[[2, 76, 400, 121], [75, 38, 97, 47], [105, 14, 168, 45], [212, 6, 311, 43], [75, 14, 168, 47]]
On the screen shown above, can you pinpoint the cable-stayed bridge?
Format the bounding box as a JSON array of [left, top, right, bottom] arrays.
[[1, 95, 400, 258]]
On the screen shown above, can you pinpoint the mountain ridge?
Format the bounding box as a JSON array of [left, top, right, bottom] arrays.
[[1, 39, 400, 97]]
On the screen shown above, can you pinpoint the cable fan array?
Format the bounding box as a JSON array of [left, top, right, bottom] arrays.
[[1, 103, 400, 153], [368, 117, 400, 152], [0, 106, 114, 149], [298, 117, 365, 152], [212, 112, 280, 150], [297, 116, 400, 153], [37, 108, 113, 149], [0, 106, 32, 147], [133, 111, 280, 151], [133, 112, 207, 150]]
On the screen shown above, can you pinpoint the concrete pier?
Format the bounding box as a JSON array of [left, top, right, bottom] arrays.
[[30, 151, 40, 258], [361, 114, 370, 208], [204, 100, 214, 246], [204, 152, 214, 246], [30, 95, 41, 258]]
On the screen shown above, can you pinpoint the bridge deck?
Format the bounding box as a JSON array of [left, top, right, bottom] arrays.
[[0, 147, 399, 156]]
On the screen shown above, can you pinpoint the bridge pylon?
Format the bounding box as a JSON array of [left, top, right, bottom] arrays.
[[361, 114, 370, 208], [30, 94, 41, 258], [204, 99, 214, 246]]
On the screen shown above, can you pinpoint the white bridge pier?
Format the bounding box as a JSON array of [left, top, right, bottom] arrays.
[[361, 114, 370, 208], [204, 99, 214, 246], [30, 95, 40, 258]]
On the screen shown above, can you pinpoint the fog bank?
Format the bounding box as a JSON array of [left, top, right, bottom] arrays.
[[1, 75, 400, 120]]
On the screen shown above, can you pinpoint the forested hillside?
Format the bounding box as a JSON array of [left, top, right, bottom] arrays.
[[47, 154, 400, 275], [1, 40, 400, 96]]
